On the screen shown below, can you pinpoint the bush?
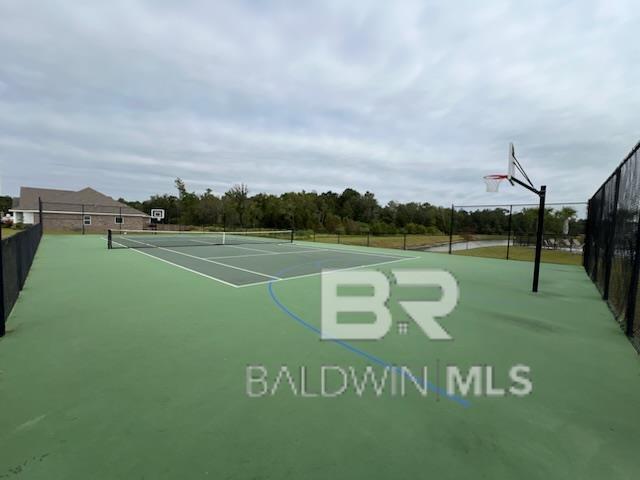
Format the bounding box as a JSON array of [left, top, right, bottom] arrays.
[[424, 225, 444, 235], [404, 223, 427, 234], [370, 221, 397, 235]]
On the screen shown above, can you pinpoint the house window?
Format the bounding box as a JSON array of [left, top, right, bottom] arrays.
[[83, 215, 91, 225], [115, 216, 124, 225]]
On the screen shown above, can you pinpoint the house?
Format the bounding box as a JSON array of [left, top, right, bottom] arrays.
[[10, 187, 150, 233]]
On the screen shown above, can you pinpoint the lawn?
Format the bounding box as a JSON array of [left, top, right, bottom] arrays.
[[455, 245, 583, 265], [1, 227, 19, 238]]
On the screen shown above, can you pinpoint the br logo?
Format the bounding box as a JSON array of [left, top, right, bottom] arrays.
[[321, 270, 459, 340]]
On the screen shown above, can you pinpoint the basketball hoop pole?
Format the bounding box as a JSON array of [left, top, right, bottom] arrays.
[[532, 185, 546, 292], [509, 177, 547, 292]]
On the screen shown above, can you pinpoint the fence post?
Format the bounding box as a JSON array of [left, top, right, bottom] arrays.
[[506, 204, 513, 260], [38, 197, 43, 229], [583, 199, 591, 270], [0, 226, 5, 336], [448, 204, 454, 254], [603, 170, 621, 300], [625, 218, 640, 337]]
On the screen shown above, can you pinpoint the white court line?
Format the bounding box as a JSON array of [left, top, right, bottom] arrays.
[[222, 243, 286, 254], [289, 241, 418, 260], [235, 255, 419, 288], [110, 240, 240, 288], [115, 236, 279, 280], [110, 237, 419, 288], [205, 248, 331, 260]]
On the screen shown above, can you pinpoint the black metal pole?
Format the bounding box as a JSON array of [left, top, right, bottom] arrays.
[[625, 214, 640, 337], [532, 186, 546, 292], [506, 204, 513, 260], [448, 204, 454, 254], [38, 197, 43, 228], [603, 170, 621, 300], [0, 225, 5, 336], [583, 199, 591, 270], [107, 229, 113, 249]]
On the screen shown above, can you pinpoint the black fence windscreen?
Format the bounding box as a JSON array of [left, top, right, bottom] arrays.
[[1, 222, 43, 336], [585, 140, 640, 352]]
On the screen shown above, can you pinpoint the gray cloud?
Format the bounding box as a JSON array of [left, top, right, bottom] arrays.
[[1, 0, 638, 205]]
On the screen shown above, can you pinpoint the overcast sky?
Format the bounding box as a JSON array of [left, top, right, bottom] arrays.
[[0, 0, 638, 206]]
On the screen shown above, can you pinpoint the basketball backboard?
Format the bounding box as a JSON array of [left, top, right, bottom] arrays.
[[508, 142, 516, 182], [150, 208, 165, 221]]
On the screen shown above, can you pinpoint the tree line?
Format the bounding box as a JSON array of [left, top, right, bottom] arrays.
[[120, 179, 584, 236]]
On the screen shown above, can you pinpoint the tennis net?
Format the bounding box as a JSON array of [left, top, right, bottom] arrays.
[[108, 229, 294, 249]]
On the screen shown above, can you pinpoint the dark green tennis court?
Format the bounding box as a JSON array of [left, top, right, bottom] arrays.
[[1, 235, 639, 479], [109, 234, 415, 287]]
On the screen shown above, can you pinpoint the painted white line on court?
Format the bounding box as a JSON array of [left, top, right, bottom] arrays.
[[205, 248, 331, 260], [114, 236, 279, 280], [110, 240, 241, 288], [290, 242, 419, 260], [222, 243, 286, 254], [235, 255, 419, 288]]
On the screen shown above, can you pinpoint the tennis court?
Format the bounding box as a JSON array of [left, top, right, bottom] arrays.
[[107, 229, 416, 287], [1, 234, 639, 479]]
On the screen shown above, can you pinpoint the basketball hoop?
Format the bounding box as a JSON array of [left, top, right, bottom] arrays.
[[483, 174, 508, 192]]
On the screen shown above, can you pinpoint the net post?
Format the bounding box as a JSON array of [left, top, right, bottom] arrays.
[[107, 229, 113, 249], [506, 205, 513, 260], [222, 231, 226, 245], [532, 186, 546, 292], [0, 225, 5, 336], [603, 170, 621, 300], [448, 204, 454, 254]]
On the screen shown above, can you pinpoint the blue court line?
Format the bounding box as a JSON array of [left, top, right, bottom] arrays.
[[267, 260, 471, 408]]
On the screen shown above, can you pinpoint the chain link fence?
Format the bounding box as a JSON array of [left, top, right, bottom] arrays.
[[1, 201, 43, 336], [584, 140, 640, 352], [446, 202, 587, 265]]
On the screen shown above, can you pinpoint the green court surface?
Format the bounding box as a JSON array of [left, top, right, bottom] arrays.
[[1, 235, 639, 479]]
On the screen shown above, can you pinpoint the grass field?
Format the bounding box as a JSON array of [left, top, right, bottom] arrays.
[[1, 227, 19, 238], [0, 235, 638, 479], [455, 245, 583, 265]]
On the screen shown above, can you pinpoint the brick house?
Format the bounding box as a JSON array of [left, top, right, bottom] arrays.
[[10, 187, 150, 233]]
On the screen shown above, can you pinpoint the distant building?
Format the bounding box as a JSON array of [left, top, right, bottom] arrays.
[[10, 187, 150, 232]]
